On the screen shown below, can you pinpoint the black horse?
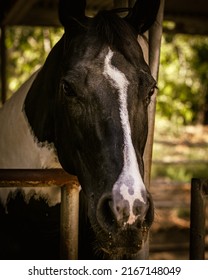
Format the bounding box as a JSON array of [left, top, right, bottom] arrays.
[[0, 0, 160, 259]]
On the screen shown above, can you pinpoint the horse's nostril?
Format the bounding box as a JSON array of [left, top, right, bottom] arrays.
[[97, 193, 154, 231], [96, 193, 116, 232], [98, 193, 132, 227], [113, 199, 130, 224], [133, 198, 149, 218]]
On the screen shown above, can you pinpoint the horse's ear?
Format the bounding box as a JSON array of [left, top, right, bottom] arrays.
[[58, 0, 87, 27], [125, 0, 160, 34]]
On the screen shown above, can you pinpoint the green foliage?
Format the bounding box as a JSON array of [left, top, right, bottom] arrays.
[[157, 33, 208, 125], [5, 26, 63, 98], [152, 118, 208, 182], [2, 25, 208, 126], [151, 162, 208, 182], [2, 26, 208, 183]]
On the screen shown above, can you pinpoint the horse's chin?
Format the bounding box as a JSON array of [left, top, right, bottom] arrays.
[[100, 243, 145, 260], [100, 234, 151, 260], [94, 227, 149, 260]]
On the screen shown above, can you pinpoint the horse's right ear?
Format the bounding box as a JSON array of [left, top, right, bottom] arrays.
[[58, 0, 88, 28], [125, 0, 160, 34]]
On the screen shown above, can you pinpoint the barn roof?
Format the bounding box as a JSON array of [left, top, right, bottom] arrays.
[[0, 0, 208, 35]]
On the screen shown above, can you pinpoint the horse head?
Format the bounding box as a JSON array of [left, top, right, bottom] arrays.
[[24, 0, 160, 259]]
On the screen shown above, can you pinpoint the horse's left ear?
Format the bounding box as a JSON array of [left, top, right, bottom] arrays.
[[58, 0, 88, 28], [125, 0, 160, 34]]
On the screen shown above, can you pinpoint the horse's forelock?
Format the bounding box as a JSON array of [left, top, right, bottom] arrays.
[[89, 11, 150, 73], [63, 10, 144, 68]]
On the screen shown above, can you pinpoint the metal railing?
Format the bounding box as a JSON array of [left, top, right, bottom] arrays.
[[0, 168, 79, 259]]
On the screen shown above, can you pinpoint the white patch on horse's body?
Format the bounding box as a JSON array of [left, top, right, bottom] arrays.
[[0, 70, 61, 208], [103, 48, 146, 225]]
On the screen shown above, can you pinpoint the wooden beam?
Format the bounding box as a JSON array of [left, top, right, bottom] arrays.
[[114, 0, 128, 8], [164, 15, 208, 35], [2, 0, 38, 25], [17, 7, 60, 27]]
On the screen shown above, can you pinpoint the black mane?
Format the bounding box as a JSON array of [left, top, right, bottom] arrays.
[[89, 10, 145, 66], [93, 10, 137, 46]]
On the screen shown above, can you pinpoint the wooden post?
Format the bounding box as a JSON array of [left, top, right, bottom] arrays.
[[142, 0, 165, 260], [190, 178, 208, 260], [144, 0, 165, 190], [60, 181, 80, 259], [0, 26, 7, 104]]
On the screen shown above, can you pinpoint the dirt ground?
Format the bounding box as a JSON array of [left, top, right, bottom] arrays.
[[147, 124, 208, 260], [148, 179, 208, 259]]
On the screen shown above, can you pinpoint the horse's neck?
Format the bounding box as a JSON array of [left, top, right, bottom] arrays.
[[0, 71, 61, 207], [0, 35, 66, 169], [0, 38, 65, 208], [24, 37, 64, 145], [0, 70, 60, 169]]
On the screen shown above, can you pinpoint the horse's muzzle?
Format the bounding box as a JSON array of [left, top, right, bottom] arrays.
[[95, 192, 153, 258], [96, 191, 154, 236]]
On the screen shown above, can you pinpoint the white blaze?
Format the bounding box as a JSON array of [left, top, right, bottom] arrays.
[[103, 48, 146, 225]]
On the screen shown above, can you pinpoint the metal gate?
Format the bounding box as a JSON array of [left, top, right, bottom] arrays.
[[0, 168, 79, 259]]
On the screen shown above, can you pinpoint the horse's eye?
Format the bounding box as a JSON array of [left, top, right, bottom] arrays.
[[145, 87, 155, 106], [149, 87, 155, 96], [61, 81, 76, 97], [145, 95, 151, 106]]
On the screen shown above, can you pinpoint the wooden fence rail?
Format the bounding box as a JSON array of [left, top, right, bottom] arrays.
[[0, 168, 79, 259]]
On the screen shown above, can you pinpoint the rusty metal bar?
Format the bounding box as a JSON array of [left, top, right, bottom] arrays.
[[190, 178, 208, 260], [0, 168, 80, 260], [60, 183, 80, 259], [0, 169, 78, 187]]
